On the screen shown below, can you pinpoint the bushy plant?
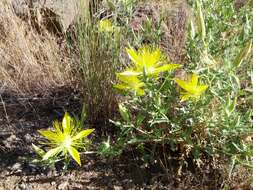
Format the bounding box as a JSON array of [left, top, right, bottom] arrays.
[[100, 0, 253, 175]]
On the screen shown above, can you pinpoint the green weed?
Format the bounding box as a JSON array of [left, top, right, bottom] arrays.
[[99, 0, 253, 176]]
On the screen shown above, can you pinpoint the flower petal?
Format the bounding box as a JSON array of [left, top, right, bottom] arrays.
[[126, 47, 142, 65], [72, 129, 95, 141], [68, 146, 81, 166], [38, 130, 59, 142], [191, 74, 199, 86], [117, 70, 140, 77], [43, 147, 62, 160], [62, 113, 73, 135]]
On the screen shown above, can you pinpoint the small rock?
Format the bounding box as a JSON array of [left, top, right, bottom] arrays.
[[11, 0, 86, 33], [51, 181, 56, 186], [57, 181, 69, 190], [113, 185, 123, 190], [24, 134, 32, 142], [10, 162, 23, 174], [15, 182, 32, 190]]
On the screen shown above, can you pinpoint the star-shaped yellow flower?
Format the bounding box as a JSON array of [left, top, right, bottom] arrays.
[[125, 46, 181, 76], [38, 113, 94, 166], [174, 74, 208, 101], [99, 19, 114, 33], [114, 74, 145, 96]]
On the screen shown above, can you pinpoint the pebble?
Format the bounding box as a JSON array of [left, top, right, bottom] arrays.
[[57, 181, 69, 190]]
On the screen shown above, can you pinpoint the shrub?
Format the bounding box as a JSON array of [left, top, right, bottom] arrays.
[[100, 0, 253, 175]]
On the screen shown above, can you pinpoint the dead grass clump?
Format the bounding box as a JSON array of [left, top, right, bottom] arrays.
[[0, 0, 72, 97]]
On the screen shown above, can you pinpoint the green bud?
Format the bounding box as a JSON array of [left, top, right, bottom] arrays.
[[233, 40, 252, 68], [119, 103, 131, 122], [196, 0, 206, 42]]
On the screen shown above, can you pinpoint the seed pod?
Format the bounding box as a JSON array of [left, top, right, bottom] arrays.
[[190, 19, 196, 40], [119, 103, 131, 122], [233, 40, 252, 68], [106, 0, 116, 11], [196, 0, 206, 42]]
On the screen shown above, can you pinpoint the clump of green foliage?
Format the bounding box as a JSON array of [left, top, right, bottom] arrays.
[[99, 0, 253, 175], [32, 113, 94, 167]]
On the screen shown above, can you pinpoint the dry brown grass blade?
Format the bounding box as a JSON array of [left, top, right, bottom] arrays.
[[0, 0, 72, 97]]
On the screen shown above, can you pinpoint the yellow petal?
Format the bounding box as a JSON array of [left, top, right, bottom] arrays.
[[116, 70, 141, 76], [68, 146, 81, 166], [191, 74, 199, 86], [195, 85, 208, 94], [43, 147, 62, 160], [174, 78, 193, 92], [126, 47, 142, 65], [113, 84, 129, 90], [62, 113, 73, 135], [135, 88, 145, 96], [38, 130, 59, 142], [72, 129, 95, 141], [180, 94, 192, 102]]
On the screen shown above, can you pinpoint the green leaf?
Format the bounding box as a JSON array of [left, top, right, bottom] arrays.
[[72, 129, 94, 141], [136, 114, 145, 127], [32, 144, 45, 157], [233, 40, 252, 68], [68, 146, 81, 166], [119, 104, 131, 122], [43, 147, 62, 160]]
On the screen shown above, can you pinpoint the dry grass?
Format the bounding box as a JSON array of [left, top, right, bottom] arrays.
[[130, 0, 190, 63], [0, 0, 72, 97]]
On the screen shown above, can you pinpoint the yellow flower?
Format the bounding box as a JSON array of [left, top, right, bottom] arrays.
[[114, 74, 145, 96], [126, 46, 181, 76], [38, 113, 94, 166], [174, 74, 208, 101], [99, 19, 114, 33]]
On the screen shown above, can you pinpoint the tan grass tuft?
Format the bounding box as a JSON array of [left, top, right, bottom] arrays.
[[0, 0, 72, 96]]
